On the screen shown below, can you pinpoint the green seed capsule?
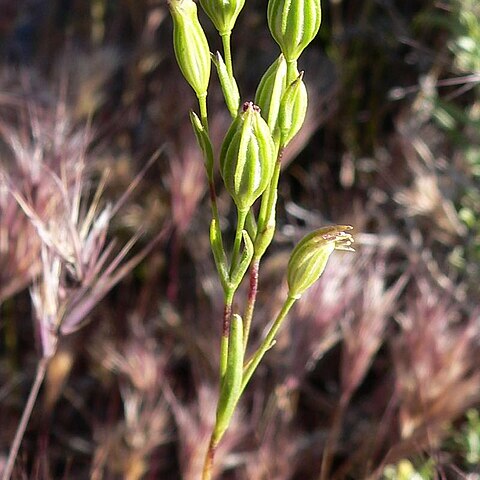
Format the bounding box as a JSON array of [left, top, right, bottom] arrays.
[[169, 0, 211, 98], [220, 102, 276, 213], [277, 70, 308, 147], [267, 0, 322, 62], [199, 0, 245, 36], [287, 226, 354, 299], [254, 54, 287, 131]]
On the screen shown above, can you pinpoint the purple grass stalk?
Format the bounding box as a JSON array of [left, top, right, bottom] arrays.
[[1, 357, 49, 480], [167, 229, 181, 303], [1, 94, 170, 479], [319, 393, 350, 480]]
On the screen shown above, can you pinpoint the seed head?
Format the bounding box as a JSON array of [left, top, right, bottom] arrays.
[[267, 0, 322, 62], [220, 102, 276, 213], [199, 0, 246, 36], [277, 69, 308, 147], [255, 54, 288, 131], [169, 0, 211, 98]]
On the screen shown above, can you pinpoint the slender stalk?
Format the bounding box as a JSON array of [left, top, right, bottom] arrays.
[[286, 59, 298, 83], [204, 295, 234, 478], [166, 228, 181, 303], [319, 394, 350, 480], [242, 295, 297, 391], [221, 33, 233, 79], [230, 209, 247, 274], [2, 357, 49, 480], [242, 257, 260, 351], [257, 147, 283, 235], [198, 93, 209, 132]]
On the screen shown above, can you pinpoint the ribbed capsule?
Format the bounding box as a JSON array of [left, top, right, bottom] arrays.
[[169, 0, 211, 98], [267, 0, 322, 62], [199, 0, 246, 36], [220, 102, 276, 213], [254, 54, 287, 131], [255, 57, 307, 147], [277, 70, 308, 147], [287, 226, 354, 299]]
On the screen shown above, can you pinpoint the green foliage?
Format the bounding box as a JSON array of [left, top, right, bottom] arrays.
[[451, 409, 480, 468], [382, 459, 435, 480], [419, 0, 480, 288], [383, 409, 480, 478]]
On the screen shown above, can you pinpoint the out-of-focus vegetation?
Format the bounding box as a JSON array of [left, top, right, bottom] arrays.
[[0, 0, 479, 478]]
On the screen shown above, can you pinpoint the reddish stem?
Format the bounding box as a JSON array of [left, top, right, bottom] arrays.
[[242, 258, 260, 350], [201, 435, 217, 480], [222, 303, 232, 338]]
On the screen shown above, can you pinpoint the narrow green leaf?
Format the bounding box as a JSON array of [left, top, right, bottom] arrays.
[[212, 51, 241, 118], [189, 111, 214, 180], [214, 314, 244, 441]]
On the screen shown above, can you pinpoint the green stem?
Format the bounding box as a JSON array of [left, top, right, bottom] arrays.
[[257, 147, 283, 236], [221, 32, 233, 79], [242, 295, 297, 391], [198, 93, 209, 132], [230, 208, 247, 275], [286, 59, 298, 83]]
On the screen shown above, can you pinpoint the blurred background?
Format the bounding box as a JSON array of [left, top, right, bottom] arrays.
[[0, 0, 479, 478]]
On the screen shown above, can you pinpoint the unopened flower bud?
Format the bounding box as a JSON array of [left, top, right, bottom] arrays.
[[267, 0, 322, 62], [169, 0, 211, 98], [254, 54, 287, 130], [220, 102, 276, 213], [277, 70, 308, 147], [287, 226, 354, 299], [199, 0, 245, 36]]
